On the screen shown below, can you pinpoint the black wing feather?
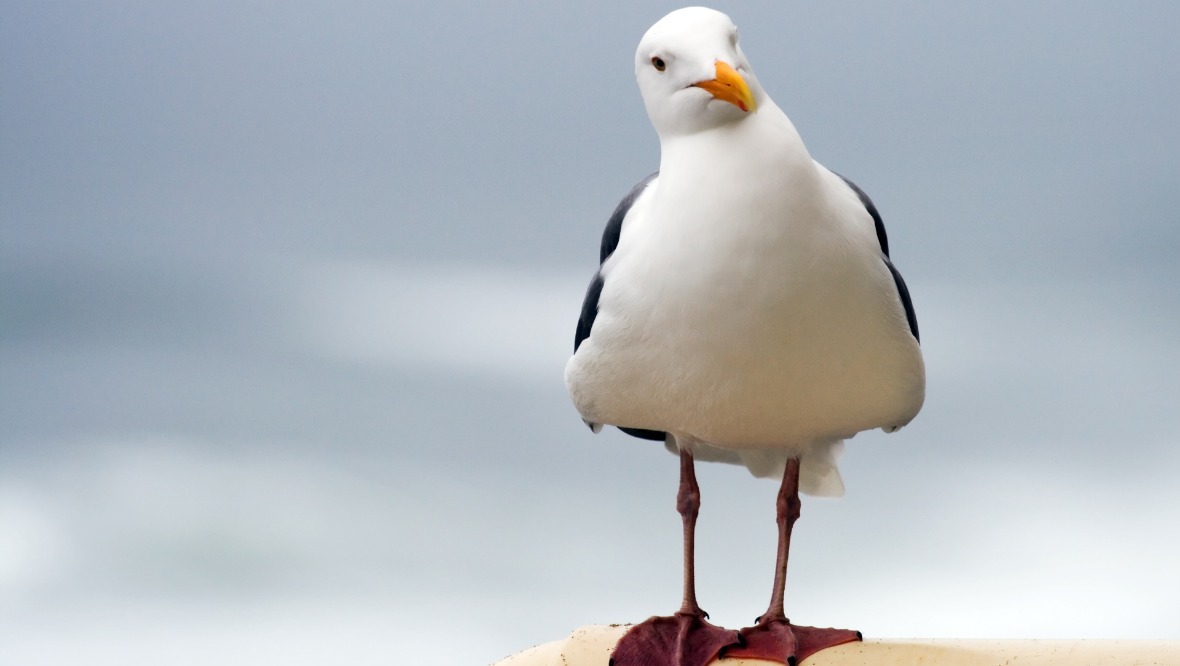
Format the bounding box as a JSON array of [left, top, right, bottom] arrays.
[[573, 172, 658, 353], [884, 256, 920, 342], [573, 273, 603, 353], [599, 171, 659, 263], [837, 173, 890, 257], [573, 173, 666, 442], [837, 173, 920, 343]]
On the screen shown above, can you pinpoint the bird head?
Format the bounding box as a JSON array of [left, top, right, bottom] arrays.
[[634, 7, 763, 138]]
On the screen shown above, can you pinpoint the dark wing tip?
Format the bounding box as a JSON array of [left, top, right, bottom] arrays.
[[619, 426, 667, 441]]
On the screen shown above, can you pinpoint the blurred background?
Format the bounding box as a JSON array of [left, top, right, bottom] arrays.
[[2, 1, 1178, 664]]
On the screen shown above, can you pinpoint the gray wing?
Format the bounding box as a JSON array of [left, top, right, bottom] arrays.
[[573, 172, 658, 352], [573, 173, 665, 441], [837, 174, 920, 343]]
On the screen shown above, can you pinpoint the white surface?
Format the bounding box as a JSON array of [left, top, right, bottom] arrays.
[[494, 625, 1180, 666]]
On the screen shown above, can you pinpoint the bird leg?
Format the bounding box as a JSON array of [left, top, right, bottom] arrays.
[[763, 456, 803, 622], [726, 457, 862, 665], [609, 446, 739, 666], [676, 443, 704, 615]]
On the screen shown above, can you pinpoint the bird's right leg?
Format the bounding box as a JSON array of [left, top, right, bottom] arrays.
[[609, 441, 740, 666]]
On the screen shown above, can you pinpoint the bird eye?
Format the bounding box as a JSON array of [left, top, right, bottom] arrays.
[[651, 56, 666, 72]]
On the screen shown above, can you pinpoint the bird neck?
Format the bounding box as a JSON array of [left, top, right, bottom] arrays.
[[658, 106, 817, 193]]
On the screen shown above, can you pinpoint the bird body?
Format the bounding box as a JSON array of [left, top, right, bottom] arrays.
[[565, 14, 924, 493], [564, 9, 925, 664]]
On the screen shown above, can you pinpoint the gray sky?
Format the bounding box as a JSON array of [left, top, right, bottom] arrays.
[[2, 1, 1179, 664]]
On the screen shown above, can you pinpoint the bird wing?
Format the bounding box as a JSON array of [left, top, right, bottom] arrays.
[[574, 171, 659, 353], [836, 174, 920, 343], [573, 172, 666, 441]]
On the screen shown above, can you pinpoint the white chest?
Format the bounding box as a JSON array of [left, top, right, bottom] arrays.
[[566, 125, 925, 448]]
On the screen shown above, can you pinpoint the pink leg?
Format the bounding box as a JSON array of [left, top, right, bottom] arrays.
[[610, 446, 739, 666], [764, 456, 802, 622], [727, 457, 861, 665], [676, 443, 704, 615]]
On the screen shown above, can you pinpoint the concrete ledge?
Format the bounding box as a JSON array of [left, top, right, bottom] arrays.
[[493, 624, 1180, 665]]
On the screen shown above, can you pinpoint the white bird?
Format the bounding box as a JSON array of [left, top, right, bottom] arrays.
[[564, 7, 925, 666]]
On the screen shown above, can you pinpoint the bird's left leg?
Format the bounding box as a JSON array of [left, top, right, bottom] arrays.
[[609, 441, 740, 666], [676, 441, 705, 615], [761, 456, 802, 623], [727, 457, 861, 666]]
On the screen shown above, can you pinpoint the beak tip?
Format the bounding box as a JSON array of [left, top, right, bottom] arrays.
[[694, 60, 757, 114]]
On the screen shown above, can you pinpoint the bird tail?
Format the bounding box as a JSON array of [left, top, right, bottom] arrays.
[[797, 439, 845, 498], [733, 440, 845, 497], [668, 438, 846, 497]]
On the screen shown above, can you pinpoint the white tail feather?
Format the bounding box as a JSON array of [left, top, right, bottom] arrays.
[[664, 437, 846, 498]]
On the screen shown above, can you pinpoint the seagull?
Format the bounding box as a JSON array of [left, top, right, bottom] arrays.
[[565, 7, 925, 666]]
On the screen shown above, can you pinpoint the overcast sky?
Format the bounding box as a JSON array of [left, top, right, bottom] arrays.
[[2, 2, 1179, 664]]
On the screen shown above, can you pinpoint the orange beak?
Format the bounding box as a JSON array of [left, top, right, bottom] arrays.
[[692, 60, 757, 113]]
